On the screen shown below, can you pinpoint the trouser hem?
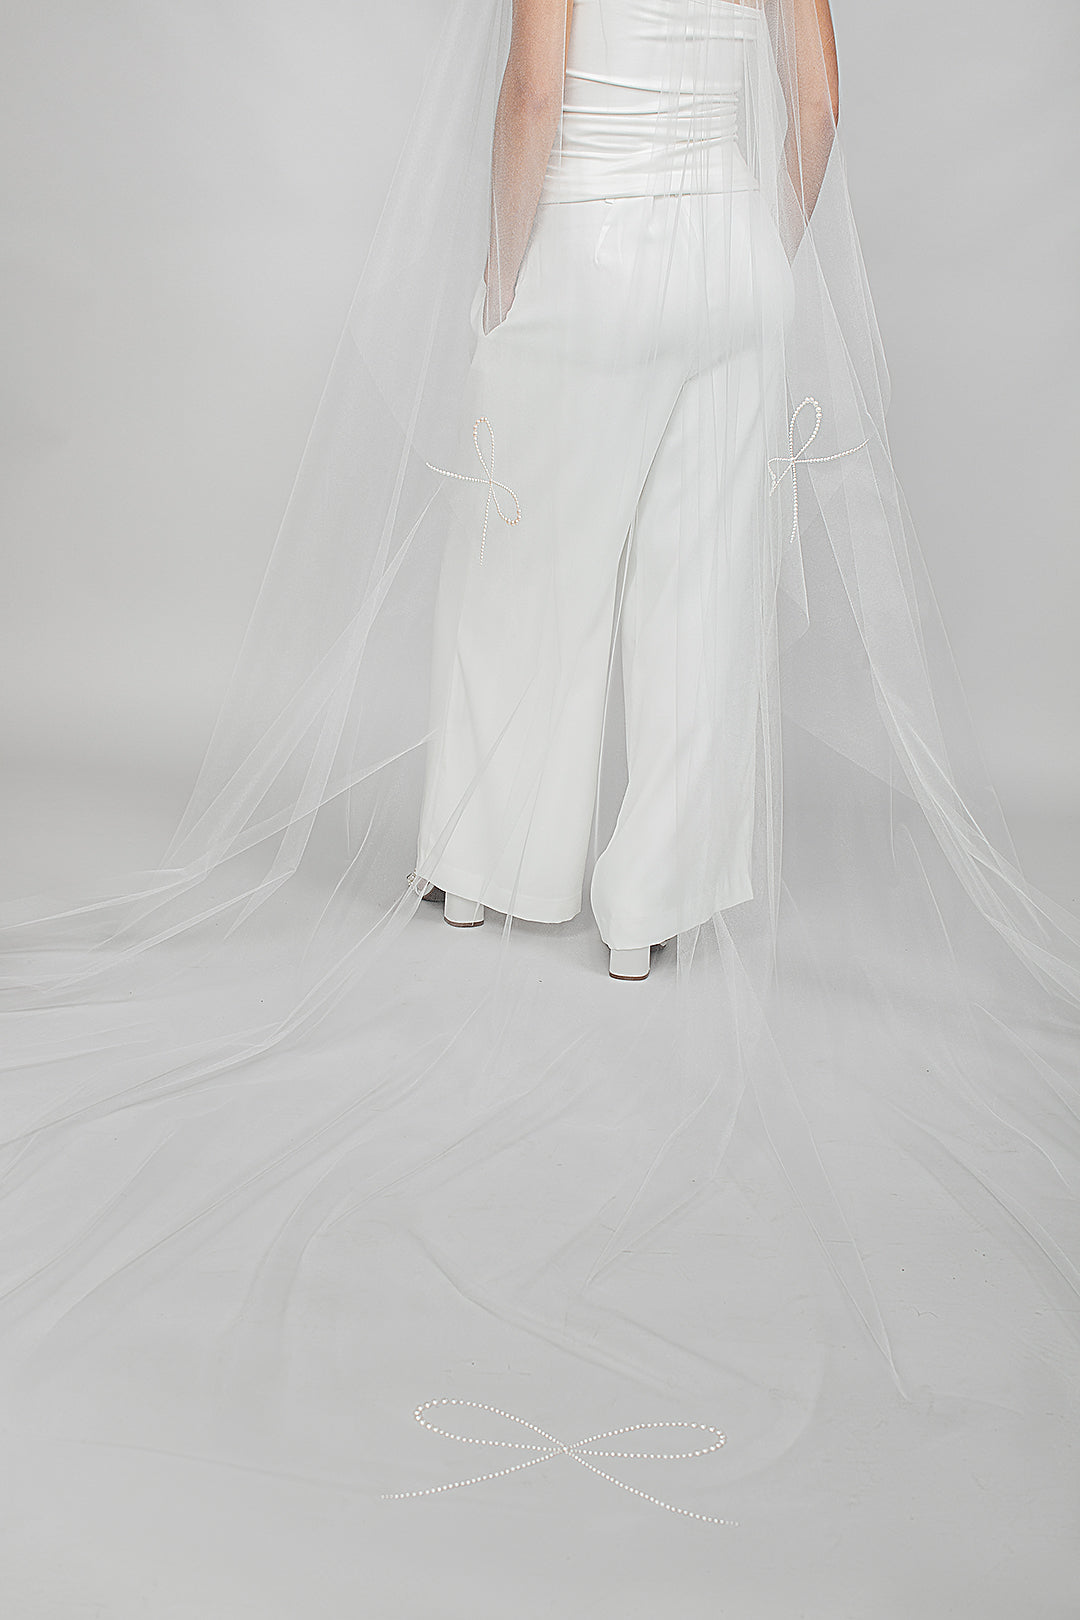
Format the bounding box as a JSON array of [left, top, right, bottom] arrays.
[[418, 855, 754, 947], [417, 858, 582, 926], [591, 878, 755, 952]]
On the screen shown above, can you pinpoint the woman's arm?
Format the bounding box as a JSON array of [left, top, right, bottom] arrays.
[[780, 0, 839, 222], [485, 0, 573, 331]]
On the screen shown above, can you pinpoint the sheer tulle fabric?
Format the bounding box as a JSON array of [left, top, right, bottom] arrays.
[[1, 0, 1078, 1538]]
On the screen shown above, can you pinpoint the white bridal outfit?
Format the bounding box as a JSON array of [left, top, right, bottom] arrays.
[[2, 1, 1079, 1608], [417, 2, 791, 948]]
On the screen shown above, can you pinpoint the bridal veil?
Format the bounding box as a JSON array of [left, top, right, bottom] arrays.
[[2, 0, 1078, 1596]]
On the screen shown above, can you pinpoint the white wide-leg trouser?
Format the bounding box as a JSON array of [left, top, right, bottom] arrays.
[[417, 191, 790, 950]]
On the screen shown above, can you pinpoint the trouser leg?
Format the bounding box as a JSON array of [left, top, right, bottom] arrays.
[[416, 202, 682, 921], [590, 341, 771, 951]]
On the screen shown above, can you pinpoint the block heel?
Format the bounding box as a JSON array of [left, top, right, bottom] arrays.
[[609, 945, 651, 980], [444, 892, 485, 927]]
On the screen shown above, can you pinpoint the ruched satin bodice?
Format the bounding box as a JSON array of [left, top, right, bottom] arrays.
[[543, 0, 762, 203]]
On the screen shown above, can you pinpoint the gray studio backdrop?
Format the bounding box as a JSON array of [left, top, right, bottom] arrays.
[[1, 0, 1077, 899]]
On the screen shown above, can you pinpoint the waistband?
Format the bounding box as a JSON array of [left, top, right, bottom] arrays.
[[542, 107, 753, 203]]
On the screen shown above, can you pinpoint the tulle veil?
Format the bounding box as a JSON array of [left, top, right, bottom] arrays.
[[1, 0, 1078, 1554]]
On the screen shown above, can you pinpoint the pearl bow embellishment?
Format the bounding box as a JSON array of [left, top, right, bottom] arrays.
[[382, 1398, 737, 1525], [427, 417, 522, 563], [768, 396, 870, 547]]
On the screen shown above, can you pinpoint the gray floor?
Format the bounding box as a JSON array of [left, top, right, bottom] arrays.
[[1, 746, 1077, 1620]]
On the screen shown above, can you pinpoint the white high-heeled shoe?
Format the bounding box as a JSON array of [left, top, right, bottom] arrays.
[[444, 892, 485, 927], [608, 944, 651, 980]]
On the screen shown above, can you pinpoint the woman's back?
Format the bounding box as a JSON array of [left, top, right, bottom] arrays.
[[544, 0, 763, 201]]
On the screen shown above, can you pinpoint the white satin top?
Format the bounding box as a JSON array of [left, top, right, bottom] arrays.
[[542, 0, 762, 203]]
